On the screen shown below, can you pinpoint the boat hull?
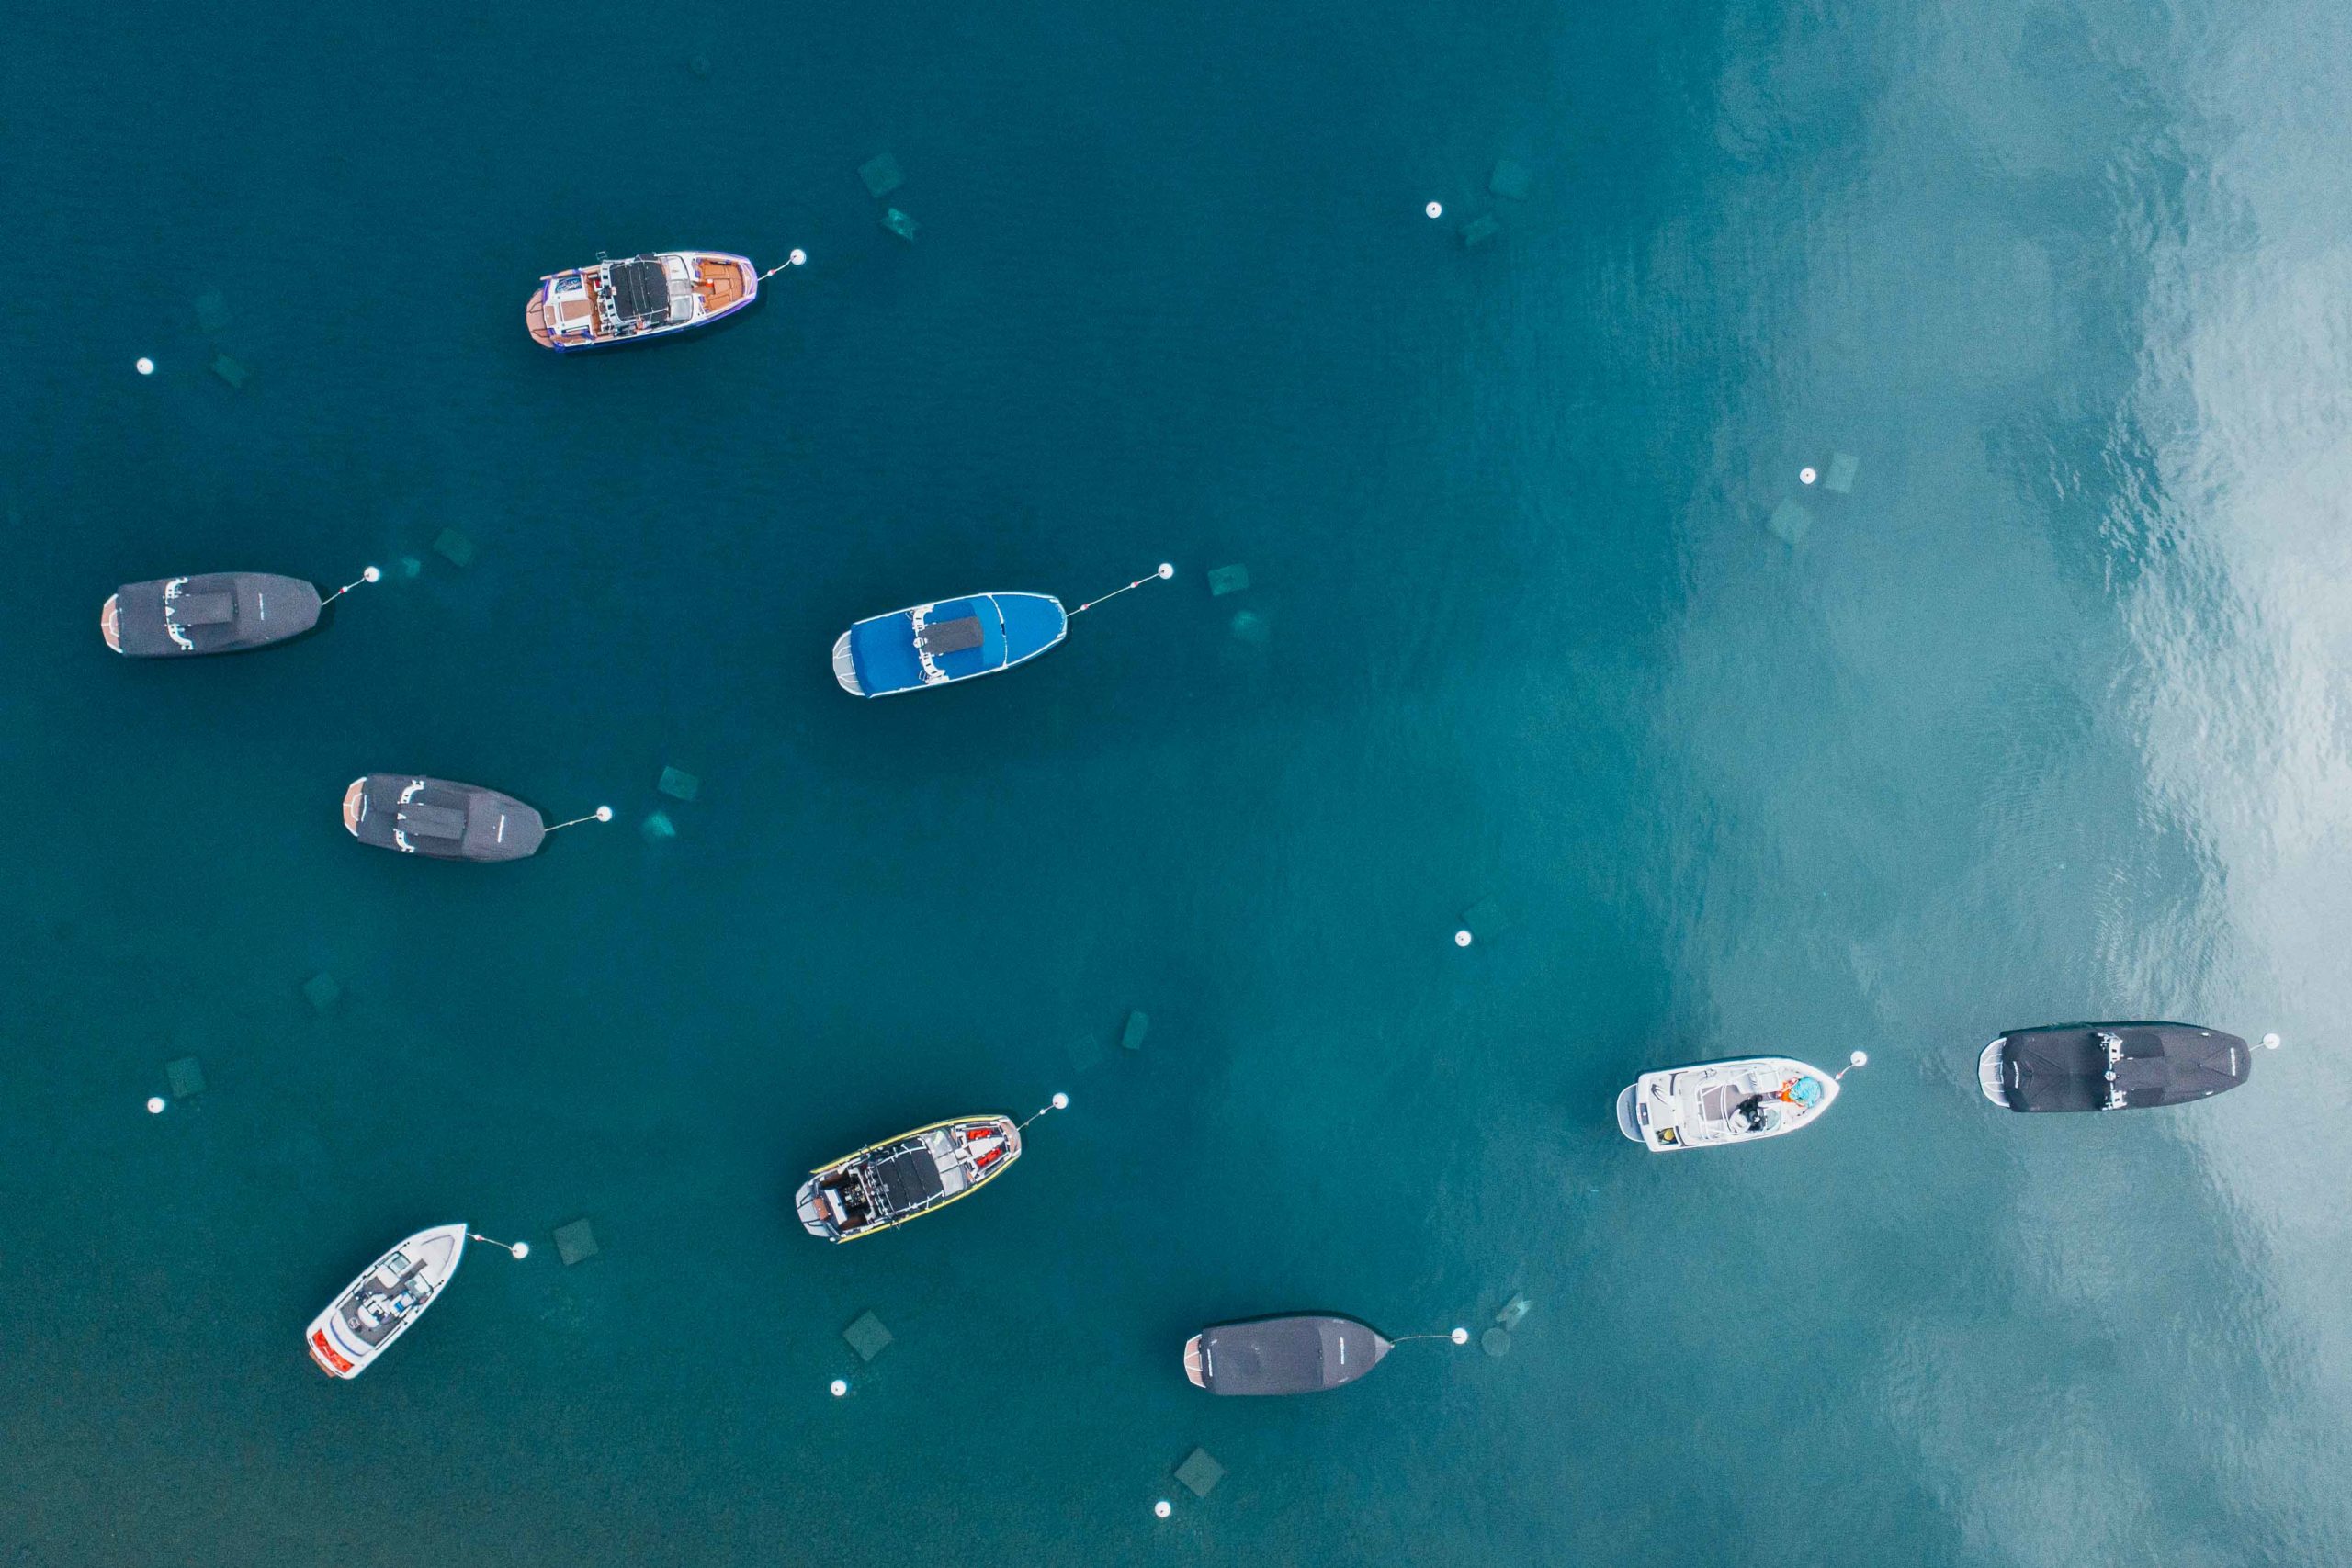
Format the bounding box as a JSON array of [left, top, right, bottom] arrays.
[[527, 251, 759, 352], [344, 775, 546, 862], [306, 1224, 467, 1379], [1982, 1021, 2252, 1112], [1188, 1315, 1393, 1395], [1622, 1056, 1841, 1152], [797, 1115, 1022, 1241], [835, 592, 1069, 697], [104, 572, 321, 658]]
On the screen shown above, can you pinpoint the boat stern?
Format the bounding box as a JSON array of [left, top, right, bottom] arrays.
[[1977, 1040, 2011, 1106], [794, 1177, 841, 1240], [100, 593, 122, 652], [341, 778, 367, 836], [1613, 1085, 1643, 1143], [526, 280, 558, 348], [1183, 1334, 1207, 1388], [306, 1319, 360, 1378], [527, 270, 605, 351], [1628, 1075, 1688, 1152], [831, 630, 865, 695]]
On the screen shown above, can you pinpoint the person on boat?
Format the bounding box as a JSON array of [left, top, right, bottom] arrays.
[[1731, 1095, 1783, 1135], [1778, 1076, 1825, 1110]]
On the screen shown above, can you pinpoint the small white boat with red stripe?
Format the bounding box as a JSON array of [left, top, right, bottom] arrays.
[[305, 1224, 469, 1379]]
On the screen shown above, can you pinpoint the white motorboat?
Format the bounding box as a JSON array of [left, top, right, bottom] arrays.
[[1615, 1054, 1863, 1152], [305, 1224, 469, 1378]]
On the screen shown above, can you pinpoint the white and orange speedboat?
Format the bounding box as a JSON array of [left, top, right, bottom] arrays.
[[305, 1224, 469, 1379], [526, 250, 775, 352]]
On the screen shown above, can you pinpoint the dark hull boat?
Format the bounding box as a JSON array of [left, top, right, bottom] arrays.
[[1978, 1021, 2274, 1111], [796, 1116, 1021, 1241], [1184, 1315, 1392, 1395], [343, 775, 545, 862], [831, 592, 1068, 696], [102, 572, 320, 658]]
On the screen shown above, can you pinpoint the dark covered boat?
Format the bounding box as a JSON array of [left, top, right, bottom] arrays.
[[102, 572, 320, 658], [342, 775, 545, 862], [796, 1116, 1021, 1242], [1184, 1314, 1392, 1395], [1978, 1021, 2277, 1112]]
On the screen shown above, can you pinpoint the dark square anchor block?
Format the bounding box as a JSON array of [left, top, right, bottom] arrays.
[[554, 1219, 600, 1267], [1175, 1448, 1225, 1498], [843, 1310, 894, 1362]]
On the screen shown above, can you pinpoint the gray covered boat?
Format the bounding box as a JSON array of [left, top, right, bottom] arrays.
[[1978, 1021, 2276, 1111], [1184, 1314, 1392, 1395], [343, 775, 546, 862], [102, 572, 321, 658]]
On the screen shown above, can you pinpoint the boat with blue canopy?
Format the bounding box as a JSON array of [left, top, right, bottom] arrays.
[[831, 592, 1069, 697], [830, 565, 1174, 698]]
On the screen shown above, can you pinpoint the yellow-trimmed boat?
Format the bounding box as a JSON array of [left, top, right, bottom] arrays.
[[796, 1115, 1021, 1242]]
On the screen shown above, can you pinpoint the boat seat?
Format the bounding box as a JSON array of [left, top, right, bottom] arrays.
[[171, 592, 237, 626], [1697, 1084, 1744, 1122], [915, 615, 984, 656]]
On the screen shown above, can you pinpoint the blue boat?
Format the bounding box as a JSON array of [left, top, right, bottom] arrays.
[[831, 592, 1069, 697]]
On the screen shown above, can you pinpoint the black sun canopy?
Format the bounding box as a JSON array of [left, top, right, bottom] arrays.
[[607, 258, 672, 324], [869, 1142, 944, 1216]]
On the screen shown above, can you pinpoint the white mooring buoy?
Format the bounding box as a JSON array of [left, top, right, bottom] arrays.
[[146, 1096, 165, 1115], [1154, 1500, 1172, 1519], [1800, 467, 1817, 486], [468, 1232, 530, 1259], [1071, 565, 1176, 616], [1454, 930, 1473, 947], [831, 1378, 849, 1398], [1426, 201, 1443, 220], [135, 357, 155, 377], [321, 565, 383, 606]]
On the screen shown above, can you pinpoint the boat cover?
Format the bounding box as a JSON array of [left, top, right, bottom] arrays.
[[1994, 1021, 2250, 1111], [870, 1142, 945, 1215], [110, 572, 321, 657], [994, 592, 1069, 661], [850, 597, 1008, 693], [844, 592, 1071, 696], [608, 259, 671, 324], [1197, 1315, 1390, 1395], [349, 775, 546, 862]]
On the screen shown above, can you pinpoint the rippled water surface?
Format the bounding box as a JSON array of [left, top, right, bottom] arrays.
[[5, 0, 2351, 1563]]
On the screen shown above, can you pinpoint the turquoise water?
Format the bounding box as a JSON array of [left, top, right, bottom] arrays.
[[6, 0, 2352, 1562]]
